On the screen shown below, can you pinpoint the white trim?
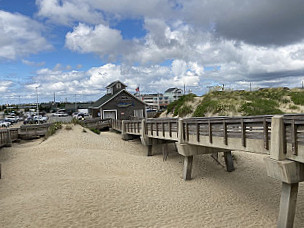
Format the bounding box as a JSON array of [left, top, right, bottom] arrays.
[[102, 109, 117, 119]]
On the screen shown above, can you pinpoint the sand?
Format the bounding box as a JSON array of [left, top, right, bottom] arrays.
[[0, 125, 303, 228]]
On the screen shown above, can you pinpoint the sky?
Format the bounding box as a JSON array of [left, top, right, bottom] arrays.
[[1, 0, 304, 104]]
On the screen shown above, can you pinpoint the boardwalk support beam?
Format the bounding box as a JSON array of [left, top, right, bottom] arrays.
[[183, 156, 193, 180], [224, 151, 235, 172], [264, 157, 304, 228]]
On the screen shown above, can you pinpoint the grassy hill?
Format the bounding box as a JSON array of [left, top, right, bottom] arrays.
[[164, 88, 304, 117]]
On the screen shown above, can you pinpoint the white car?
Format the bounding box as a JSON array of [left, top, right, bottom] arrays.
[[0, 120, 10, 127], [53, 112, 68, 117]]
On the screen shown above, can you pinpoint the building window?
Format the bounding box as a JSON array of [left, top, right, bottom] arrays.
[[116, 83, 121, 89]]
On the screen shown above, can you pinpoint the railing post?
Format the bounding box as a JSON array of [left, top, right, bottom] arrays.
[[265, 115, 304, 228], [270, 115, 285, 160], [6, 129, 12, 147], [178, 118, 184, 144]]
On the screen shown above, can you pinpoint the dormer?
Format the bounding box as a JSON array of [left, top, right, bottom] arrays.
[[106, 80, 127, 95]]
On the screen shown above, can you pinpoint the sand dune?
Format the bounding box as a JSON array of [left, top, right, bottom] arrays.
[[0, 125, 303, 227]]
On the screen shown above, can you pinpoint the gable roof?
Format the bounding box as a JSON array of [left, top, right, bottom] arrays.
[[106, 80, 127, 89], [91, 89, 147, 109], [165, 87, 181, 93]]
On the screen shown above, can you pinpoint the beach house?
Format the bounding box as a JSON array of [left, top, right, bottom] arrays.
[[91, 81, 147, 120]]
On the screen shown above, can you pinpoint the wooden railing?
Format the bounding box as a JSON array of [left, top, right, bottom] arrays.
[[112, 119, 122, 132], [0, 128, 19, 148], [81, 118, 111, 130], [118, 114, 304, 164], [124, 120, 142, 135], [19, 123, 51, 139], [145, 118, 179, 141]]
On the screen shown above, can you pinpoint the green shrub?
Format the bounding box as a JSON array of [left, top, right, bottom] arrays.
[[178, 105, 193, 117], [239, 99, 283, 116], [193, 99, 219, 117], [45, 122, 62, 139], [290, 92, 304, 105], [90, 128, 100, 134], [166, 94, 196, 116], [289, 105, 298, 110]]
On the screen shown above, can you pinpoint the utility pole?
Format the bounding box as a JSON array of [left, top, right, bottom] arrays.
[[36, 87, 40, 125], [74, 94, 77, 112]]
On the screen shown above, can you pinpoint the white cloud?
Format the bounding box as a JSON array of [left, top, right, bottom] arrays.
[[0, 10, 52, 60], [22, 59, 45, 67], [65, 23, 124, 59], [0, 81, 12, 93]]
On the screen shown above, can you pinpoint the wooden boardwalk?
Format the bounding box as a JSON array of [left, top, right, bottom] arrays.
[[112, 115, 304, 228]]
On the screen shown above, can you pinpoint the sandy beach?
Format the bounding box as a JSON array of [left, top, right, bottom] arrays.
[[0, 125, 303, 228]]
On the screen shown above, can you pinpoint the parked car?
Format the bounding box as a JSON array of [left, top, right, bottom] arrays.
[[72, 112, 85, 120], [0, 120, 10, 127], [33, 115, 48, 123], [53, 112, 68, 117], [5, 116, 18, 123]]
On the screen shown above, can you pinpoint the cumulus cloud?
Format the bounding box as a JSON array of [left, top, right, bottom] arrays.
[[65, 23, 125, 59], [0, 10, 51, 60], [0, 81, 12, 93]]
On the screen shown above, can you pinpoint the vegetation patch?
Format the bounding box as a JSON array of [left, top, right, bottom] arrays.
[[90, 128, 100, 134], [239, 99, 283, 116], [45, 122, 62, 139], [166, 94, 196, 117], [290, 92, 304, 105]]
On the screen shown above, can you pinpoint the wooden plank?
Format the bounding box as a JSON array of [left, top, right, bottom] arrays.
[[169, 121, 172, 137], [186, 122, 189, 141], [291, 119, 298, 155], [162, 122, 165, 137], [156, 122, 159, 136]]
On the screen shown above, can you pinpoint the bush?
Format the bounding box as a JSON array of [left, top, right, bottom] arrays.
[[289, 105, 298, 110], [45, 122, 62, 139], [178, 105, 193, 117], [290, 92, 304, 105], [166, 94, 196, 116], [193, 99, 219, 117], [90, 128, 100, 134], [239, 99, 283, 116]]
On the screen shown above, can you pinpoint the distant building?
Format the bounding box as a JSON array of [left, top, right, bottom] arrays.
[[135, 93, 169, 111], [164, 88, 183, 103], [91, 81, 147, 120]]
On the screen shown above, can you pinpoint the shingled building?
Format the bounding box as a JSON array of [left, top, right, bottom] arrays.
[[91, 81, 147, 120]]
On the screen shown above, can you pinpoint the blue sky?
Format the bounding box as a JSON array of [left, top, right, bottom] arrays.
[[1, 0, 304, 104]]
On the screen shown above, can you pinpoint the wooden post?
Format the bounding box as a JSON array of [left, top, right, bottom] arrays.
[[277, 182, 299, 228], [196, 123, 200, 142], [178, 118, 184, 144], [183, 156, 193, 181], [263, 117, 269, 150], [291, 119, 298, 155], [241, 119, 246, 147], [270, 116, 286, 160], [6, 129, 12, 147], [0, 163, 1, 179], [224, 151, 235, 172], [147, 145, 153, 156], [208, 120, 212, 144], [162, 143, 168, 161], [223, 121, 228, 145]]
